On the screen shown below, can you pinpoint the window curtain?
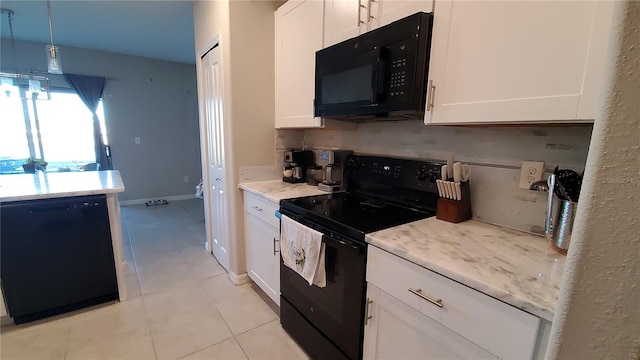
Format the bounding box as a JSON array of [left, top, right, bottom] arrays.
[[63, 73, 112, 170]]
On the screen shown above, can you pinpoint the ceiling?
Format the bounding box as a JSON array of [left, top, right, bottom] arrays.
[[0, 0, 196, 64]]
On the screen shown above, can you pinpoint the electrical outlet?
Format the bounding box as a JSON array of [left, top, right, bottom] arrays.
[[184, 176, 190, 183], [519, 161, 545, 189], [134, 137, 141, 145]]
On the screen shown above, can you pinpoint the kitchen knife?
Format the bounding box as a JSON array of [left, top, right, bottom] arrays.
[[441, 165, 448, 181], [447, 181, 455, 199], [447, 155, 454, 179], [453, 162, 461, 184], [455, 183, 461, 201], [436, 180, 443, 197]]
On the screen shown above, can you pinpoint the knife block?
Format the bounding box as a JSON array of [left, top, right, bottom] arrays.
[[436, 182, 472, 223]]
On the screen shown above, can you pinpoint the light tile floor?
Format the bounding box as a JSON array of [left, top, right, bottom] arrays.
[[0, 199, 307, 360]]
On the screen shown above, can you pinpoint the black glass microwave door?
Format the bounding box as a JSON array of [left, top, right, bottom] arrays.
[[321, 64, 372, 104], [280, 236, 366, 360], [315, 48, 385, 115]]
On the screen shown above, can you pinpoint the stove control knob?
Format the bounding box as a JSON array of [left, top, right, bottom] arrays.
[[427, 170, 439, 183], [416, 169, 428, 182]]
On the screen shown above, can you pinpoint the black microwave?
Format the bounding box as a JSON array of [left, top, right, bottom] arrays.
[[314, 12, 434, 121]]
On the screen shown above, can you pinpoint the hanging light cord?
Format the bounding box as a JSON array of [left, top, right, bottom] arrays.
[[46, 0, 56, 54], [2, 8, 19, 73]]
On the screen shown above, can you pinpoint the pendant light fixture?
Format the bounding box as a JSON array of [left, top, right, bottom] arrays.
[[45, 0, 62, 74], [0, 7, 51, 100]]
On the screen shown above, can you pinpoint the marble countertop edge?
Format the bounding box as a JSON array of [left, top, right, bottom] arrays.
[[365, 237, 555, 321], [0, 171, 125, 202], [239, 180, 326, 203]]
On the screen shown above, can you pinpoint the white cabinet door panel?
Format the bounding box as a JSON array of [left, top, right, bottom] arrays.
[[245, 213, 280, 306], [275, 0, 324, 128], [426, 0, 613, 124], [372, 0, 433, 29], [323, 0, 364, 47], [363, 284, 497, 360]]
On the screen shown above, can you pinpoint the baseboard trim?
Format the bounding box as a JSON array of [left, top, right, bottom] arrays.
[[120, 194, 198, 206], [229, 271, 250, 286]]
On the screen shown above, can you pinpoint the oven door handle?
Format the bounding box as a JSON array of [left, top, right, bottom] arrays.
[[280, 210, 365, 254], [323, 235, 364, 254]]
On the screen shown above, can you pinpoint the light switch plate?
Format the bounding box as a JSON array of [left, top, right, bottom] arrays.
[[519, 161, 544, 189]]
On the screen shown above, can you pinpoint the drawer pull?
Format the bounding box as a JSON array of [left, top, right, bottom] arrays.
[[364, 297, 373, 325], [252, 205, 263, 212], [408, 288, 443, 308]]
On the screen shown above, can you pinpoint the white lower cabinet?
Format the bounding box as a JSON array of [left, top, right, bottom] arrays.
[[243, 192, 280, 306], [365, 246, 542, 359], [364, 284, 497, 359]]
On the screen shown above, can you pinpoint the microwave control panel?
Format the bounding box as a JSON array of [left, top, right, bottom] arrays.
[[386, 38, 416, 101]]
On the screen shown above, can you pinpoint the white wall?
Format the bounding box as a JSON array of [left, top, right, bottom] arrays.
[[281, 122, 592, 234], [546, 1, 640, 358], [193, 0, 279, 276], [0, 39, 201, 202]]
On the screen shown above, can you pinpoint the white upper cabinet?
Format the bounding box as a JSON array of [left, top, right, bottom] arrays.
[[324, 0, 366, 48], [371, 0, 433, 29], [275, 0, 324, 128], [325, 0, 433, 47], [425, 0, 615, 125]]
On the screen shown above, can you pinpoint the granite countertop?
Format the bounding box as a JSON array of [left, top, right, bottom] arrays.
[[0, 170, 125, 202], [239, 180, 326, 203], [366, 218, 565, 321]]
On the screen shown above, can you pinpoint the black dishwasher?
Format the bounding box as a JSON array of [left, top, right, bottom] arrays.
[[1, 195, 118, 324]]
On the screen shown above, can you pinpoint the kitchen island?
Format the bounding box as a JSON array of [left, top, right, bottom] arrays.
[[0, 171, 128, 304]]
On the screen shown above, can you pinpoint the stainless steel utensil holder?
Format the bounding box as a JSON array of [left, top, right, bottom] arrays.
[[549, 199, 578, 255]]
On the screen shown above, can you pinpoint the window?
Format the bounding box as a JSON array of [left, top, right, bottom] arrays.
[[0, 84, 107, 174]]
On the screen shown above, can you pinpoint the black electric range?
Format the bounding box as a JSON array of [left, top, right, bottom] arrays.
[[281, 191, 435, 242], [279, 154, 443, 360]]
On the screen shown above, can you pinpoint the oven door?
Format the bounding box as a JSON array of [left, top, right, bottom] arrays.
[[314, 46, 388, 118], [279, 215, 367, 360]]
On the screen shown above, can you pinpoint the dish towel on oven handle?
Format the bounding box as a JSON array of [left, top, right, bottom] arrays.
[[280, 215, 326, 288]]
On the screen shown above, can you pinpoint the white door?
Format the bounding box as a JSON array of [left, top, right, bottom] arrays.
[[202, 45, 230, 271]]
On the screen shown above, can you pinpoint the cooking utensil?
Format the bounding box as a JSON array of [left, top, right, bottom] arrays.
[[455, 183, 461, 200], [436, 180, 444, 197], [461, 164, 471, 182], [453, 162, 461, 184], [441, 165, 448, 181], [447, 155, 454, 179], [447, 181, 455, 199], [554, 167, 582, 202]]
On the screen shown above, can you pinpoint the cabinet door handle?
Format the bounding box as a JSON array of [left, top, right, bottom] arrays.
[[408, 288, 443, 308], [273, 237, 280, 255], [364, 297, 373, 325], [367, 0, 375, 21], [357, 0, 365, 26], [215, 177, 223, 183], [426, 80, 436, 111]]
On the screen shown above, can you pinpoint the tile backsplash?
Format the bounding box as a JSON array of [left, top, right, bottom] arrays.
[[277, 120, 593, 234]]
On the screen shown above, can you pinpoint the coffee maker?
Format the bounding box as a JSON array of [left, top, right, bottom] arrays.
[[317, 150, 353, 192], [282, 150, 314, 183]]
